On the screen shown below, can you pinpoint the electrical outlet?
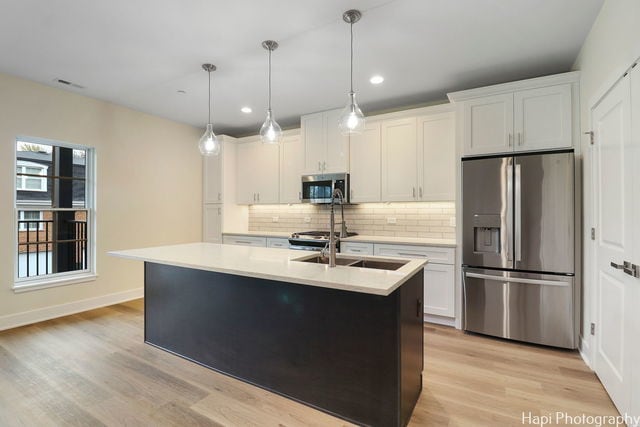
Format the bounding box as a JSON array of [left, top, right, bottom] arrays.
[[304, 217, 311, 223], [272, 216, 279, 223], [387, 217, 397, 224], [449, 217, 456, 227]]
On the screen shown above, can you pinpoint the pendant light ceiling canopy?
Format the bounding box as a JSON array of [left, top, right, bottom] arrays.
[[198, 63, 221, 156], [260, 40, 283, 144], [338, 9, 365, 135]]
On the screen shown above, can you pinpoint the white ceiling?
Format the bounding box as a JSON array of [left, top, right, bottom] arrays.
[[0, 0, 603, 136]]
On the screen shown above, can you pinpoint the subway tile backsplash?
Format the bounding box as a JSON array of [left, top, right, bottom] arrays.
[[248, 202, 456, 239]]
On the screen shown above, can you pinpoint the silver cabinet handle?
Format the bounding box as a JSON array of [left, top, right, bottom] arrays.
[[412, 187, 416, 198], [235, 240, 254, 245], [397, 252, 426, 258], [611, 261, 640, 278], [419, 187, 423, 198], [350, 189, 354, 200], [257, 193, 260, 202], [508, 133, 513, 147], [318, 161, 321, 171], [218, 207, 221, 215], [518, 132, 523, 146], [253, 193, 256, 202], [350, 249, 362, 252], [298, 191, 302, 200], [323, 161, 326, 171], [218, 192, 221, 201]]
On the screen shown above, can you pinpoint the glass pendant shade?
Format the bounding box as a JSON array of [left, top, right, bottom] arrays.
[[198, 123, 220, 156], [260, 109, 282, 144], [338, 92, 365, 135]]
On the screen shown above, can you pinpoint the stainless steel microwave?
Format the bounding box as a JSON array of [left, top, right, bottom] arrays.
[[301, 173, 350, 204]]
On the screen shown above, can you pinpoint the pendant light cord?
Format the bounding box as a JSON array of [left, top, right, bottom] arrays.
[[268, 48, 272, 111], [208, 70, 212, 124], [350, 21, 354, 93]]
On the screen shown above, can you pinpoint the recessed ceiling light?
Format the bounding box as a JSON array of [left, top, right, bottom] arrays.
[[241, 107, 253, 114], [370, 75, 384, 85]]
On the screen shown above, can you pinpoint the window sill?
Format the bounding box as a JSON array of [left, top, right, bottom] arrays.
[[13, 273, 97, 293]]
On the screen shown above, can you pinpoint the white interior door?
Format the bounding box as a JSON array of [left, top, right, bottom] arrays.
[[592, 73, 634, 416], [629, 62, 640, 423]]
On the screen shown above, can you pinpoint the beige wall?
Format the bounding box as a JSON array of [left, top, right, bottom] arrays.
[[0, 72, 202, 326], [572, 0, 640, 362]]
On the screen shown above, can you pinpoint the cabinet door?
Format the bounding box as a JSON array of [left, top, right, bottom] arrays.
[[203, 145, 223, 203], [255, 141, 280, 204], [462, 93, 514, 156], [381, 117, 418, 201], [418, 112, 455, 201], [203, 204, 222, 243], [280, 134, 304, 203], [514, 84, 572, 151], [235, 141, 257, 204], [424, 263, 455, 317], [324, 108, 350, 173], [349, 122, 381, 202], [302, 112, 325, 173]]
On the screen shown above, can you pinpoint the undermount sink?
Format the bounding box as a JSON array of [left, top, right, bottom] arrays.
[[295, 255, 408, 271]]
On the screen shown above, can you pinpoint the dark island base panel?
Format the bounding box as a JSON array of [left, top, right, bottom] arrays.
[[144, 262, 424, 427]]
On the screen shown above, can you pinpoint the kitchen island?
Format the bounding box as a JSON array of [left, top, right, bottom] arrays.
[[110, 243, 426, 427]]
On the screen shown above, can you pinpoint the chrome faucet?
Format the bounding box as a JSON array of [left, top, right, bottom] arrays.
[[327, 188, 346, 267]]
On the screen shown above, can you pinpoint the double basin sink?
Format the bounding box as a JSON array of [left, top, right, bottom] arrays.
[[294, 255, 408, 271]]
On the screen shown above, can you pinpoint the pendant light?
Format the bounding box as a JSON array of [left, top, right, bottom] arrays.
[[198, 63, 221, 156], [338, 9, 365, 135], [260, 40, 283, 144]]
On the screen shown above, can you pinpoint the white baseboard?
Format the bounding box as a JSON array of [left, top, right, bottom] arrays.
[[423, 313, 456, 327], [0, 288, 144, 331], [579, 335, 592, 369]]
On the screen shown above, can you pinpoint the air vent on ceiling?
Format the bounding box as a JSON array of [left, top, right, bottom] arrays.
[[53, 78, 85, 89]]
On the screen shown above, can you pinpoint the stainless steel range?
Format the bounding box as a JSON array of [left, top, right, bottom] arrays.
[[288, 231, 357, 251]]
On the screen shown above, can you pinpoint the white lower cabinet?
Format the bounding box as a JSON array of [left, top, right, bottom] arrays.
[[203, 204, 223, 243], [341, 242, 374, 256], [267, 237, 290, 249], [373, 243, 455, 318], [222, 235, 267, 247]]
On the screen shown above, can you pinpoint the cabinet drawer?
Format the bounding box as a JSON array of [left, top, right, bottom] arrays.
[[267, 238, 290, 249], [374, 244, 455, 265], [341, 242, 374, 255], [222, 235, 267, 247]]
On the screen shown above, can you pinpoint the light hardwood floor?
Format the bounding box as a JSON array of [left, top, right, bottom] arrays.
[[0, 299, 619, 426]]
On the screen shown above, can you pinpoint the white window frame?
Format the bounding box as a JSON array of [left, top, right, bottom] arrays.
[[16, 160, 48, 192], [14, 136, 97, 292]]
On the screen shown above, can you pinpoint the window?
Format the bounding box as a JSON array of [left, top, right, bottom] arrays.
[[18, 211, 44, 231], [15, 138, 95, 290], [16, 161, 48, 191]]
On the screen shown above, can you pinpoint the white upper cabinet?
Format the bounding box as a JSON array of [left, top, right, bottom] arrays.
[[449, 72, 579, 157], [514, 84, 572, 151], [381, 117, 418, 202], [349, 121, 381, 203], [302, 108, 349, 174], [236, 139, 279, 204], [418, 112, 456, 201], [462, 93, 514, 156], [279, 133, 304, 204]]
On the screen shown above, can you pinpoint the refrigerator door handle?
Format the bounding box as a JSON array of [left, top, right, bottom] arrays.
[[515, 163, 522, 262], [506, 161, 513, 262], [465, 272, 571, 287]]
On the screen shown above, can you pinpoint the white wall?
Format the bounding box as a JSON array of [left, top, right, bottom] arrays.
[[0, 72, 203, 329], [572, 0, 640, 364]]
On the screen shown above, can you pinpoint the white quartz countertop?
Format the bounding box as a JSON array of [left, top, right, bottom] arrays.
[[109, 243, 427, 296], [223, 231, 456, 247]]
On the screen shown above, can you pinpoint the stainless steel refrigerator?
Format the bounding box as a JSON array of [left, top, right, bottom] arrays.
[[462, 150, 578, 349]]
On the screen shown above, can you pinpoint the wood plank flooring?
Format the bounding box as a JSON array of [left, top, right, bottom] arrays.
[[0, 299, 619, 426]]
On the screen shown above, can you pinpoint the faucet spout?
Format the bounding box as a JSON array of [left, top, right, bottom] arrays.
[[327, 188, 344, 267]]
